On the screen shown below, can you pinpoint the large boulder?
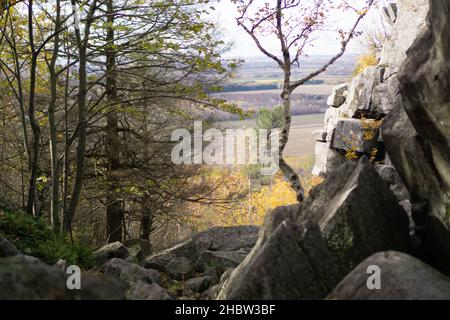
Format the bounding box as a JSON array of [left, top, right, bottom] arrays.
[[103, 258, 161, 287], [195, 250, 248, 275], [165, 256, 195, 280], [217, 219, 341, 300], [123, 239, 152, 262], [258, 204, 300, 239], [0, 255, 125, 299], [144, 225, 259, 276], [191, 225, 259, 252], [144, 239, 197, 272], [92, 242, 130, 265], [185, 276, 214, 294], [300, 157, 411, 271], [328, 251, 450, 300]]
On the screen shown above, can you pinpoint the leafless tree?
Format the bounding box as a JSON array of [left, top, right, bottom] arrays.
[[234, 0, 375, 201]]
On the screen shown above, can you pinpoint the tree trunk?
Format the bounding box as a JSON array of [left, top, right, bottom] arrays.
[[61, 49, 70, 235], [48, 0, 61, 231], [65, 49, 88, 234], [26, 0, 41, 216], [140, 197, 154, 241], [279, 66, 305, 202], [64, 0, 96, 234], [105, 0, 123, 243]]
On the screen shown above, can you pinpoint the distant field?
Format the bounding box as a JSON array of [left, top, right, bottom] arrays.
[[217, 113, 325, 158], [210, 55, 354, 121], [285, 114, 325, 157], [218, 84, 334, 96], [212, 87, 330, 120], [243, 76, 351, 85], [234, 55, 357, 83]]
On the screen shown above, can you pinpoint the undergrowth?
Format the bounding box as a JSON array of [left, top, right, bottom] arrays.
[[0, 203, 94, 268]]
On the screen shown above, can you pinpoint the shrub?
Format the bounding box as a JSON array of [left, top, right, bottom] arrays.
[[0, 208, 94, 268], [353, 52, 378, 76], [255, 106, 285, 132]]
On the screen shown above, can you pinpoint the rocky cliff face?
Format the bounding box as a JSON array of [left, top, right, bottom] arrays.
[[312, 0, 429, 178], [218, 0, 450, 300], [387, 0, 450, 274], [311, 0, 450, 275]]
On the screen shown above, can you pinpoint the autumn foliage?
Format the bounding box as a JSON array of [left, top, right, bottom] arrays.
[[185, 155, 324, 231]]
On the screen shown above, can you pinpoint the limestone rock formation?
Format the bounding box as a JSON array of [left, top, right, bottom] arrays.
[[306, 0, 449, 298], [391, 0, 450, 275], [311, 141, 345, 177], [217, 219, 341, 300], [331, 119, 381, 154], [312, 0, 430, 178], [218, 157, 410, 299], [327, 83, 348, 108], [301, 157, 410, 271], [343, 66, 386, 118], [181, 0, 449, 300], [328, 251, 450, 300], [312, 129, 327, 142]]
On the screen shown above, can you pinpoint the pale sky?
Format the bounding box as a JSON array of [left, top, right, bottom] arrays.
[[211, 0, 389, 58]]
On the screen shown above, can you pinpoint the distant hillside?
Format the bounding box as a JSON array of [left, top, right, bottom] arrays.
[[230, 54, 357, 83]]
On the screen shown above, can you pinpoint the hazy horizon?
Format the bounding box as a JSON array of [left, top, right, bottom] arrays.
[[212, 0, 389, 58]]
